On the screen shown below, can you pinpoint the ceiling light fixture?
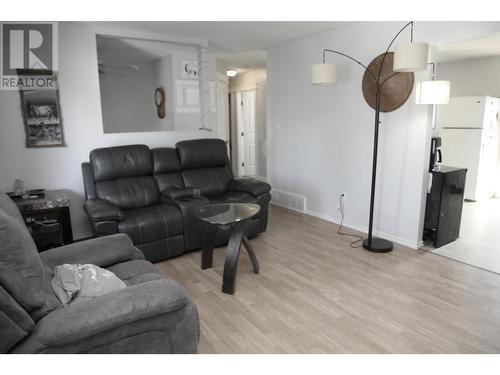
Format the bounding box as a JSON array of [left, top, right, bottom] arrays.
[[226, 69, 238, 77]]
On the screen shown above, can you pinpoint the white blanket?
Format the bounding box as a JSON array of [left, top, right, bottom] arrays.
[[51, 264, 126, 306]]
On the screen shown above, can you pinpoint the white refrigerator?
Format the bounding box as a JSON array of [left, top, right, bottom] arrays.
[[436, 96, 500, 201]]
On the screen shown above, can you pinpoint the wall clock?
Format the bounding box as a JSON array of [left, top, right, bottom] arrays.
[[362, 52, 414, 112], [155, 87, 166, 119]]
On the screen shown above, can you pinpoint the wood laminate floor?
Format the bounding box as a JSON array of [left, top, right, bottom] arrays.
[[156, 205, 500, 353]]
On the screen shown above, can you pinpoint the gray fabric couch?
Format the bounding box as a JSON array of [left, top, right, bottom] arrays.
[[82, 138, 272, 263], [0, 192, 199, 354]]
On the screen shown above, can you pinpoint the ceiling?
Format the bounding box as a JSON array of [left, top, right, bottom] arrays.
[[438, 33, 500, 62], [87, 21, 347, 69]]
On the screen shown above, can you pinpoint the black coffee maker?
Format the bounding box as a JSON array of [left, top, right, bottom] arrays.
[[429, 137, 442, 171]]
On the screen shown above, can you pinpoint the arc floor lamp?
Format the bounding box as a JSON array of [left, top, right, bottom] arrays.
[[312, 22, 449, 253]]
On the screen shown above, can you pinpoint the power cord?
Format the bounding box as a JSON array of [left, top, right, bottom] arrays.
[[337, 194, 363, 248]]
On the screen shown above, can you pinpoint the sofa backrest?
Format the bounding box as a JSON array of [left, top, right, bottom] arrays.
[[89, 145, 160, 210], [0, 285, 35, 353], [0, 192, 46, 352], [152, 148, 185, 191], [176, 139, 233, 197]]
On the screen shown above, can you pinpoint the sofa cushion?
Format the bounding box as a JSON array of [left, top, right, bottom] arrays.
[[152, 148, 185, 191], [118, 204, 183, 244], [91, 145, 153, 182], [176, 139, 229, 169], [0, 208, 46, 314], [95, 176, 160, 210], [153, 148, 182, 174], [29, 264, 63, 322], [107, 259, 163, 286], [182, 166, 233, 197], [0, 192, 25, 226]]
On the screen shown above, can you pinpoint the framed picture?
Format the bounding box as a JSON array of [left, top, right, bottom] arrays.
[[18, 69, 65, 148], [181, 60, 198, 80]]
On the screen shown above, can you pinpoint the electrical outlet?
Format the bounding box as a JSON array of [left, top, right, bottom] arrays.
[[339, 192, 347, 211]]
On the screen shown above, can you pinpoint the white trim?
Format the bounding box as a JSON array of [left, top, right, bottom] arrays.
[[304, 208, 421, 250], [271, 202, 421, 250]]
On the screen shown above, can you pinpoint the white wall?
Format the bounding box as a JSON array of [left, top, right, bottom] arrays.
[[267, 21, 500, 248], [101, 61, 172, 133], [171, 50, 203, 130], [151, 54, 175, 131], [0, 22, 217, 239], [230, 69, 267, 89], [230, 69, 267, 179], [438, 56, 500, 97]]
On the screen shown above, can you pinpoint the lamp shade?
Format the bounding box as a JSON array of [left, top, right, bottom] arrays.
[[415, 80, 451, 104], [311, 63, 336, 85], [393, 42, 429, 72]]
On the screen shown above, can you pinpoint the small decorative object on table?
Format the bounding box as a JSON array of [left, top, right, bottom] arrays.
[[8, 189, 73, 251], [194, 203, 261, 295]]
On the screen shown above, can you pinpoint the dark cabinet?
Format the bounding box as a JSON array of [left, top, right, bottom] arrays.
[[423, 166, 467, 248], [9, 189, 73, 251]]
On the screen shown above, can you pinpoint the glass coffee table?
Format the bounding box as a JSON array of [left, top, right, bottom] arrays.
[[194, 203, 261, 294]]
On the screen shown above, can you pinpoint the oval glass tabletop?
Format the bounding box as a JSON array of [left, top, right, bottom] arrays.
[[194, 203, 261, 225]]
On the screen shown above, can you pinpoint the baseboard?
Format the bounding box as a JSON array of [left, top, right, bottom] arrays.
[[289, 207, 421, 250], [272, 201, 307, 215]]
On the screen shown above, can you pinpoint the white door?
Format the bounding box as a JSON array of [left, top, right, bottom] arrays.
[[236, 90, 257, 176]]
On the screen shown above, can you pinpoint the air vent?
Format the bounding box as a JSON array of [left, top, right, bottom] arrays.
[[271, 190, 306, 212]]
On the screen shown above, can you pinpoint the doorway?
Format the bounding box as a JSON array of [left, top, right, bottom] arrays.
[[423, 35, 500, 274], [226, 68, 267, 180]]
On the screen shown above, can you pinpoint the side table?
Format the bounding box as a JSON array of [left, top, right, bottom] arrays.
[[8, 189, 73, 251], [194, 203, 261, 295]]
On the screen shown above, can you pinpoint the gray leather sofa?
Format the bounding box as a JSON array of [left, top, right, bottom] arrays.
[[0, 192, 199, 354], [82, 139, 271, 263]]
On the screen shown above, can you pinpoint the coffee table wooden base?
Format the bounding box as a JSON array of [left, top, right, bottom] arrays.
[[201, 221, 260, 295]]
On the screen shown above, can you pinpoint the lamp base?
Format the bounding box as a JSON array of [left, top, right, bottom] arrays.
[[362, 238, 393, 253]]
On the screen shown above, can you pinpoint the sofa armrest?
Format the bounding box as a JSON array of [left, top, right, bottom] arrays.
[[84, 198, 124, 222], [161, 187, 201, 201], [13, 279, 190, 352], [227, 177, 271, 197], [40, 234, 144, 269]]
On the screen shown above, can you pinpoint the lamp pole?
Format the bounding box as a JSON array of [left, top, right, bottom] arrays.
[[322, 21, 415, 253]]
